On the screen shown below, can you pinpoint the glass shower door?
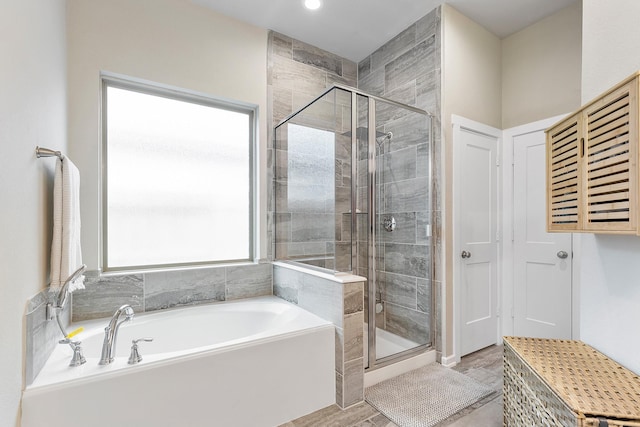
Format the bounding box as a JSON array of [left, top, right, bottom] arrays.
[[371, 99, 432, 363]]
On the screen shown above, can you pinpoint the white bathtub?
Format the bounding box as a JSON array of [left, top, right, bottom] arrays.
[[22, 296, 335, 427]]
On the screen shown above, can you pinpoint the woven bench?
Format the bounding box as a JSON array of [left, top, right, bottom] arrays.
[[504, 337, 640, 426]]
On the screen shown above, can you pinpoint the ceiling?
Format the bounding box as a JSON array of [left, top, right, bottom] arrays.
[[192, 0, 577, 62]]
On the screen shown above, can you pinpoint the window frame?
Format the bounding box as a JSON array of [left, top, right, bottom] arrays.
[[100, 74, 257, 273]]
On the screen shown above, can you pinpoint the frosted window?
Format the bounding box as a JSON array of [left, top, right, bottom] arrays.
[[104, 83, 252, 270]]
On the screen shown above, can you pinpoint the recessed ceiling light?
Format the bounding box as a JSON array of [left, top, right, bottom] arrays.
[[304, 0, 321, 10]]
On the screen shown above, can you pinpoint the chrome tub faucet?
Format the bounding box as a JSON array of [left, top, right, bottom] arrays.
[[99, 304, 135, 365]]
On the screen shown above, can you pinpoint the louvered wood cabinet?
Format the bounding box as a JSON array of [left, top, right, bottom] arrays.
[[547, 73, 640, 234]]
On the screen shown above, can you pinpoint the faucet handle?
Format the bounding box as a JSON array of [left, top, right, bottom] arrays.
[[128, 337, 153, 365], [59, 339, 86, 366]]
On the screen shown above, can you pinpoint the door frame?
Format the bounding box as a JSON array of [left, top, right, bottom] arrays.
[[501, 116, 580, 340], [452, 115, 502, 364]]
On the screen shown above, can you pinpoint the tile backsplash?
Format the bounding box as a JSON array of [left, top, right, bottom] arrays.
[[71, 262, 272, 321]]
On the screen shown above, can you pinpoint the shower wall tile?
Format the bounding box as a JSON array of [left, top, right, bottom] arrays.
[[385, 37, 436, 94], [381, 146, 417, 183], [358, 56, 371, 79], [293, 39, 343, 76], [385, 80, 417, 110], [275, 212, 292, 243], [145, 268, 225, 311], [271, 31, 292, 59], [292, 94, 343, 131], [334, 242, 352, 272], [286, 241, 327, 257], [358, 67, 385, 96], [416, 142, 430, 178], [272, 55, 328, 99], [356, 6, 442, 356], [384, 177, 429, 213], [416, 8, 438, 43], [291, 213, 334, 242], [417, 278, 432, 313], [73, 274, 143, 321], [384, 243, 429, 280], [370, 24, 416, 71], [385, 302, 430, 345], [383, 112, 431, 152], [378, 271, 417, 309], [273, 86, 293, 126], [377, 212, 417, 244], [343, 60, 357, 84], [416, 211, 431, 246], [416, 70, 438, 113]]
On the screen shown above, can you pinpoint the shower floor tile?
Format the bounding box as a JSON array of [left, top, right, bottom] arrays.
[[281, 345, 502, 427]]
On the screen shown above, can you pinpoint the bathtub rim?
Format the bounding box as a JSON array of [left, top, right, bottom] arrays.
[[24, 296, 334, 394]]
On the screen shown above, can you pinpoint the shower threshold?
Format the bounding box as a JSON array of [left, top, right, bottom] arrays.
[[365, 325, 420, 359]]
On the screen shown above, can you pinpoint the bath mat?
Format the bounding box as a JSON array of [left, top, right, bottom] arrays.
[[365, 363, 494, 427]]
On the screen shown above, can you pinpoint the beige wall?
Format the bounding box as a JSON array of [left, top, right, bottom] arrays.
[[0, 0, 67, 424], [441, 4, 502, 357], [578, 0, 640, 374], [67, 0, 269, 269], [501, 1, 582, 129]]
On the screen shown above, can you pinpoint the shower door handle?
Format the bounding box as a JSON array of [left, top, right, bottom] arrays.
[[461, 250, 471, 259]]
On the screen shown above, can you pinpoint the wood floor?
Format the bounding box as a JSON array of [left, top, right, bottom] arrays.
[[281, 345, 503, 427]]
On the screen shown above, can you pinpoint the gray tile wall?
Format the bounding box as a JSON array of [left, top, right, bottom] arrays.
[[273, 264, 364, 408], [25, 288, 71, 385], [71, 263, 272, 321], [358, 7, 442, 351], [268, 31, 357, 271]]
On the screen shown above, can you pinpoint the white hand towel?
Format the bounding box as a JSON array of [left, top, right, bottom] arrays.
[[50, 157, 85, 292]]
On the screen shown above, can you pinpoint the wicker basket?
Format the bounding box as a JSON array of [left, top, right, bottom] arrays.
[[504, 337, 640, 427]]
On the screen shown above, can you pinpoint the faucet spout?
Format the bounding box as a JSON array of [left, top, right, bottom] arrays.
[[99, 304, 134, 365]]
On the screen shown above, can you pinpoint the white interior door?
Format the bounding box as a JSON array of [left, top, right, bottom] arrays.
[[512, 127, 572, 339], [454, 116, 500, 357]]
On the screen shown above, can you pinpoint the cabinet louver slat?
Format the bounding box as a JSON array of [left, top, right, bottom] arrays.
[[584, 80, 637, 231], [546, 72, 640, 234], [547, 114, 581, 230]]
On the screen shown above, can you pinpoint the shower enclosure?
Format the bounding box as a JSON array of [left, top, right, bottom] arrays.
[[274, 85, 433, 370]]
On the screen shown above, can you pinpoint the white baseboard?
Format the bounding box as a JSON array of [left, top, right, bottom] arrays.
[[440, 354, 457, 368]]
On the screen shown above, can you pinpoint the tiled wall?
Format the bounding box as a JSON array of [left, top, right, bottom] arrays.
[[25, 289, 71, 385], [273, 263, 364, 408], [273, 89, 353, 271], [71, 263, 272, 321], [357, 7, 442, 352], [267, 31, 358, 267]]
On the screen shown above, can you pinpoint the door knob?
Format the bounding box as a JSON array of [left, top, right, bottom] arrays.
[[461, 250, 471, 259], [557, 250, 569, 259]]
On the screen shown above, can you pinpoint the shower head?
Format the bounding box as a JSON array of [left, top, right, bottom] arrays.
[[376, 131, 393, 146]]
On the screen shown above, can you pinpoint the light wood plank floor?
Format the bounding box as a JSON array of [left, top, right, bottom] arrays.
[[281, 345, 503, 427]]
